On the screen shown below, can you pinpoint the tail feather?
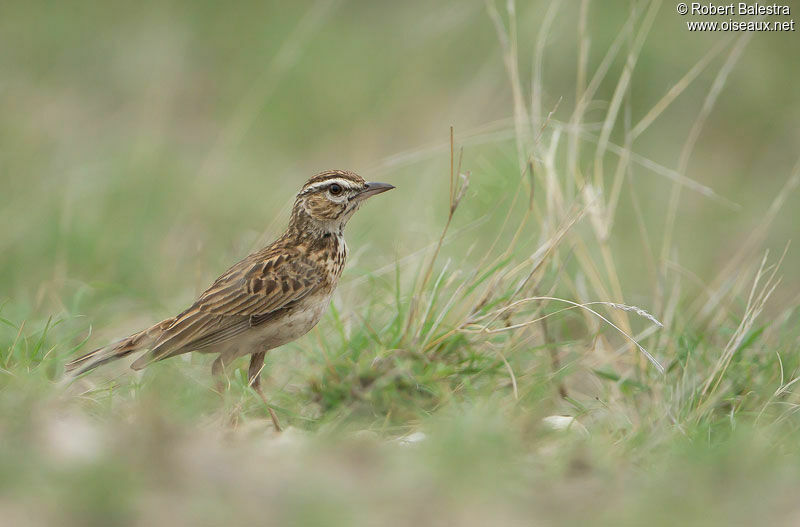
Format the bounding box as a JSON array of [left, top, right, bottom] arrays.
[[65, 318, 174, 376]]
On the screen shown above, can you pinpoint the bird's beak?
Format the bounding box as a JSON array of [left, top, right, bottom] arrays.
[[356, 181, 395, 200]]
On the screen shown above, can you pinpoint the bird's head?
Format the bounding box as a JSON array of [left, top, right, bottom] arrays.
[[289, 170, 394, 236]]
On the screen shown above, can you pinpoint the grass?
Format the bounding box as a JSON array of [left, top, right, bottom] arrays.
[[2, 1, 800, 525]]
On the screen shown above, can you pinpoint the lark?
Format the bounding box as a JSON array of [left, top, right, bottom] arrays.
[[66, 170, 394, 430]]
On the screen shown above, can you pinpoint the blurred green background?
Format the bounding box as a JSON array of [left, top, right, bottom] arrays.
[[2, 0, 798, 316], [1, 1, 799, 525]]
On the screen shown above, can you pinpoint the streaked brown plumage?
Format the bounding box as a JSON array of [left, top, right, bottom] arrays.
[[65, 169, 394, 429]]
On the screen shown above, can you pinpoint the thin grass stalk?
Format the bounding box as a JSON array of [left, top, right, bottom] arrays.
[[697, 247, 786, 414], [530, 1, 560, 133], [568, 6, 639, 190], [692, 158, 800, 321], [485, 0, 531, 173], [592, 0, 660, 192], [658, 33, 751, 312], [465, 296, 664, 374], [575, 128, 739, 207], [630, 37, 732, 140]]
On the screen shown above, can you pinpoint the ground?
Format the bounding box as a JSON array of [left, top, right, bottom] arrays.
[[1, 1, 799, 525]]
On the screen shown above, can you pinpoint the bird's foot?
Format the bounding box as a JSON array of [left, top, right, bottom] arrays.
[[254, 384, 282, 432]]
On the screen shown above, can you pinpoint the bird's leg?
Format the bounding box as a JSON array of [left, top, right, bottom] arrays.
[[211, 356, 227, 394], [248, 351, 282, 432]]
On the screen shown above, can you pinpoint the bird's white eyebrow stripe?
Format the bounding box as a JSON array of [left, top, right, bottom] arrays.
[[301, 178, 360, 194]]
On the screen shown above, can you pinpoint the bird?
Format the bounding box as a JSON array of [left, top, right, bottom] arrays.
[[65, 169, 394, 430]]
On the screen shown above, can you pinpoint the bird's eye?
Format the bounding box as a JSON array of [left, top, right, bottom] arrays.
[[329, 183, 343, 195]]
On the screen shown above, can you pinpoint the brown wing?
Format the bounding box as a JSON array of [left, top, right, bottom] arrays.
[[130, 245, 321, 369]]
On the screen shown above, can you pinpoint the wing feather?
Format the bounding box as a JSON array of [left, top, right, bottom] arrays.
[[130, 246, 322, 369]]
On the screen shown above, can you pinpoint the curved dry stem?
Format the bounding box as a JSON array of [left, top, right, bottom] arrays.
[[467, 296, 665, 374]]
